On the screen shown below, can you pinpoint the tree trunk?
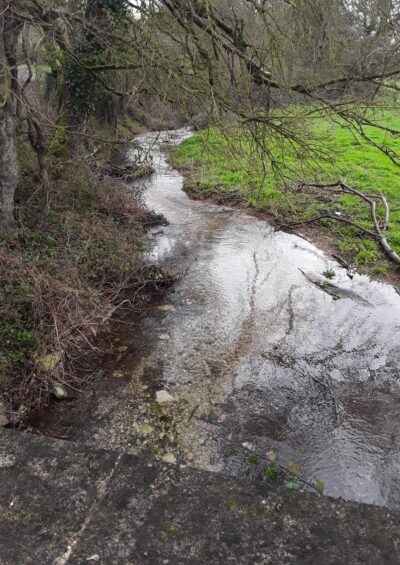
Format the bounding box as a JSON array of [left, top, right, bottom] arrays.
[[0, 11, 21, 229], [27, 117, 51, 213], [0, 109, 18, 227]]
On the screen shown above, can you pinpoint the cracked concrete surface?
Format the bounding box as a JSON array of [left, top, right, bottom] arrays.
[[1, 429, 400, 564]]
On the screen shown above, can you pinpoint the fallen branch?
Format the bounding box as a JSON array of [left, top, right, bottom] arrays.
[[299, 269, 340, 299], [332, 254, 355, 279], [285, 181, 400, 267]]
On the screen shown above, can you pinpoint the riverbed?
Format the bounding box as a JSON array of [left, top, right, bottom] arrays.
[[37, 129, 400, 508]]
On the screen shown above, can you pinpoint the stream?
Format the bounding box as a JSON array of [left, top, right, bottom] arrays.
[[39, 129, 400, 508]]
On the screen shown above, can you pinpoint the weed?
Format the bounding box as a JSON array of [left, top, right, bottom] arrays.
[[315, 478, 325, 494], [227, 444, 237, 455], [371, 263, 388, 276], [284, 479, 302, 490], [263, 462, 279, 480], [287, 460, 302, 478], [355, 248, 377, 265], [322, 269, 335, 279]]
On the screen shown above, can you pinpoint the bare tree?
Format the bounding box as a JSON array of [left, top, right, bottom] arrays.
[[2, 0, 400, 229]]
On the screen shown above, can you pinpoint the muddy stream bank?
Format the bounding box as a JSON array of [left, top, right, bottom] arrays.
[[34, 129, 400, 509]]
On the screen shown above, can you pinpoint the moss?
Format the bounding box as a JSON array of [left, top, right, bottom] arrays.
[[227, 499, 240, 513], [163, 524, 179, 534], [123, 115, 145, 134], [116, 115, 146, 140], [49, 111, 68, 158]]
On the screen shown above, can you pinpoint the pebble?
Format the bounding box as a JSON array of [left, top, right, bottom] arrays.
[[53, 384, 69, 400], [156, 390, 175, 404], [140, 423, 154, 436], [242, 442, 255, 452], [158, 305, 176, 312], [158, 334, 170, 341]]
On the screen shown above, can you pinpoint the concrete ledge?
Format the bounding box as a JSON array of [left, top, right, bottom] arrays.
[[0, 429, 399, 564]]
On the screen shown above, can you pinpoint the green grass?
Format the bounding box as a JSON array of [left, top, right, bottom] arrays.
[[170, 111, 400, 272]]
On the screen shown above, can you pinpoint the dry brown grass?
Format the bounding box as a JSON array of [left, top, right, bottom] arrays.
[[0, 147, 167, 422]]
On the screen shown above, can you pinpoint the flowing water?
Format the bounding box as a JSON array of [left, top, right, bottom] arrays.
[[41, 129, 400, 508]]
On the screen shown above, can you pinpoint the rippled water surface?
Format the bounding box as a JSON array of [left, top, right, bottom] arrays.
[[47, 129, 400, 508], [133, 129, 400, 506]]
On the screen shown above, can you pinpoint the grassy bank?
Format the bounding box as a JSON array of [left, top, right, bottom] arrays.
[[0, 128, 163, 422], [170, 112, 400, 278]]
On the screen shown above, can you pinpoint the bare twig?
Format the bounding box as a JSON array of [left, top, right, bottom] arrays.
[[290, 181, 400, 267]]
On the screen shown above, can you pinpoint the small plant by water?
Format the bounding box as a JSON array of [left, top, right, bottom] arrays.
[[227, 437, 325, 495], [322, 269, 335, 279]]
